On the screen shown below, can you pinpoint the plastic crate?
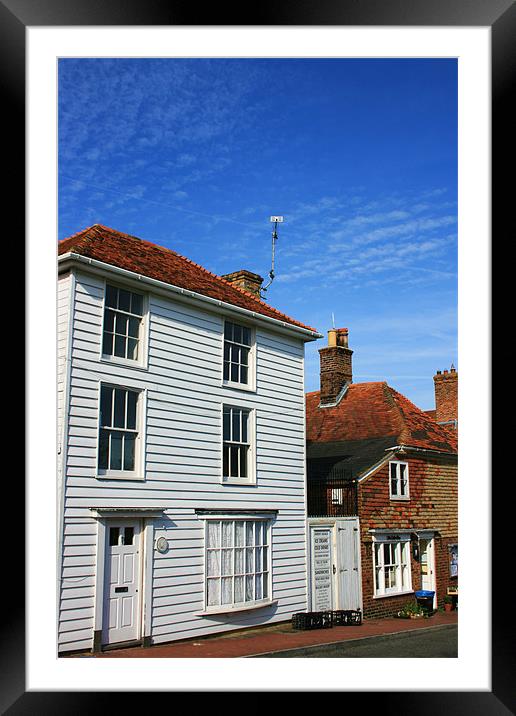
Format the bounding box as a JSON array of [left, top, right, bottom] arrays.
[[291, 611, 333, 630], [332, 609, 362, 626]]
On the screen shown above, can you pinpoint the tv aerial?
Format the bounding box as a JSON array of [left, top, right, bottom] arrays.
[[261, 216, 283, 298]]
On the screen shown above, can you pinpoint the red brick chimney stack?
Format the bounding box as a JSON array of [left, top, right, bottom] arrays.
[[319, 328, 353, 406], [433, 365, 458, 425], [221, 270, 264, 298]]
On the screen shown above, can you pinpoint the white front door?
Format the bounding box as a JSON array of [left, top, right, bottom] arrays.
[[420, 536, 436, 605], [102, 520, 141, 645], [336, 518, 362, 610]]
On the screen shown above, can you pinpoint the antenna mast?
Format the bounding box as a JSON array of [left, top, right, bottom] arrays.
[[261, 216, 283, 298]]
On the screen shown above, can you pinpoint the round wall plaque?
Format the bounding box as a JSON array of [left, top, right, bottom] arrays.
[[156, 536, 168, 553]]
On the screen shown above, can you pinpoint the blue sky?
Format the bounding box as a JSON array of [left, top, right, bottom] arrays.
[[58, 58, 457, 410]]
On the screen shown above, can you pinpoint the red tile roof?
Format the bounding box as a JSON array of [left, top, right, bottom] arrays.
[[306, 382, 457, 454], [58, 224, 317, 333]]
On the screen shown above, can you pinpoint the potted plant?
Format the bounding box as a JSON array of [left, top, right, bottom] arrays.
[[396, 601, 426, 619], [443, 595, 454, 612]]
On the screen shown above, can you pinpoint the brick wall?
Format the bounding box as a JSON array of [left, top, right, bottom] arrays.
[[358, 454, 458, 618]]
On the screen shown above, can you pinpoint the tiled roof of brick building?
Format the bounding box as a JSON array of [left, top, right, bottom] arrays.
[[58, 224, 317, 333], [306, 382, 457, 476]]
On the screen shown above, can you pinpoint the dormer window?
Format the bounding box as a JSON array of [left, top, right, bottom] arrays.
[[223, 321, 254, 388], [389, 461, 409, 499]]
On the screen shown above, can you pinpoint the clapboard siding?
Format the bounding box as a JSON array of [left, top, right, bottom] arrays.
[[58, 268, 309, 652]]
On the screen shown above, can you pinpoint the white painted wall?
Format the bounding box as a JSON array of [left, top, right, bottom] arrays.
[[58, 268, 309, 652]]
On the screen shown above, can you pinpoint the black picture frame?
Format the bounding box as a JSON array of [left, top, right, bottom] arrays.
[[6, 0, 509, 712]]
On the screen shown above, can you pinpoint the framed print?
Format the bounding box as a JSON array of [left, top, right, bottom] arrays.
[[6, 0, 511, 710]]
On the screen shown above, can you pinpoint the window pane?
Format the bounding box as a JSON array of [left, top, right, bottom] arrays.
[[235, 522, 244, 547], [242, 327, 251, 346], [245, 548, 253, 572], [98, 429, 109, 469], [224, 322, 232, 341], [110, 433, 123, 470], [222, 521, 233, 548], [123, 434, 135, 471], [221, 577, 232, 604], [230, 445, 239, 477], [222, 550, 232, 575], [124, 527, 134, 545], [255, 574, 263, 600], [232, 409, 241, 443], [230, 362, 239, 382], [241, 346, 249, 366], [245, 575, 254, 601], [131, 292, 143, 316], [246, 522, 254, 546], [233, 324, 242, 344], [126, 391, 138, 430], [114, 335, 126, 357], [223, 444, 229, 477], [263, 546, 268, 572], [207, 578, 220, 606], [207, 549, 221, 577], [235, 548, 244, 573], [241, 411, 248, 443], [105, 285, 118, 308], [239, 445, 247, 478], [234, 575, 244, 603], [109, 527, 120, 546], [223, 361, 230, 381], [223, 408, 230, 440], [118, 289, 131, 312], [207, 521, 220, 548], [104, 309, 115, 332], [240, 366, 248, 384], [102, 331, 114, 356], [115, 313, 128, 337], [100, 386, 113, 427], [114, 389, 126, 428], [128, 316, 140, 338], [127, 338, 138, 361], [255, 547, 262, 572]]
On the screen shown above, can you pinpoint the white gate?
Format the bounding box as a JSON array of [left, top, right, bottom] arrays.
[[336, 518, 362, 611], [308, 518, 362, 612]]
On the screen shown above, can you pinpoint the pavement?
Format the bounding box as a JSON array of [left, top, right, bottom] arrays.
[[78, 609, 458, 659]]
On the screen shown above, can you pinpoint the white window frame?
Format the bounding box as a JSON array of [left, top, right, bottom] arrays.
[[389, 460, 410, 500], [97, 382, 145, 481], [100, 280, 149, 369], [222, 319, 256, 392], [373, 533, 413, 598], [199, 515, 274, 615], [221, 404, 256, 485]]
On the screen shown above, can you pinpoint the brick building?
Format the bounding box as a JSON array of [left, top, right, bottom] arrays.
[[305, 329, 458, 619]]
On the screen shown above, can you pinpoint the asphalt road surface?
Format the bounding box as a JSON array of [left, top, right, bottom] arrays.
[[253, 625, 458, 658]]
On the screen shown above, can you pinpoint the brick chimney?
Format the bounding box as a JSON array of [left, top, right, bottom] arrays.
[[433, 365, 458, 425], [319, 328, 353, 406], [221, 270, 264, 298]]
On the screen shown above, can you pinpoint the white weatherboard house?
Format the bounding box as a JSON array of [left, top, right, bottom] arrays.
[[57, 224, 320, 653]]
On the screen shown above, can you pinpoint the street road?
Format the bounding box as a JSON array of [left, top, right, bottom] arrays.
[[252, 625, 458, 658]]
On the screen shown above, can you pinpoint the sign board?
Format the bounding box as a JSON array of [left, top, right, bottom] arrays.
[[449, 543, 458, 577], [270, 216, 284, 223], [311, 527, 333, 611]]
